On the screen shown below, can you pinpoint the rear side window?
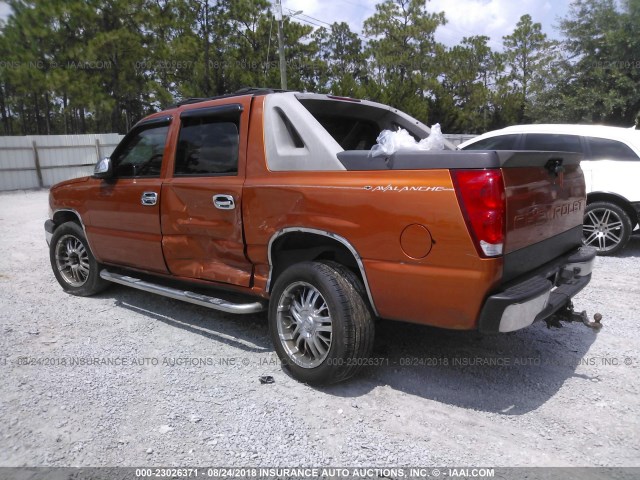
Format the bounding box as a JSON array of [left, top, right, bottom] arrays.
[[523, 133, 583, 153], [463, 134, 519, 150], [587, 137, 639, 161], [175, 118, 240, 176]]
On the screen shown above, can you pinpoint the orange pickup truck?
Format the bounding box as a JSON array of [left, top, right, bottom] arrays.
[[45, 88, 599, 384]]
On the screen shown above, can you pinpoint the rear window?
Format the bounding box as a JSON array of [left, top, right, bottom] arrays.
[[587, 137, 639, 161], [312, 114, 380, 150], [463, 134, 519, 150], [297, 97, 429, 151], [523, 133, 583, 153]]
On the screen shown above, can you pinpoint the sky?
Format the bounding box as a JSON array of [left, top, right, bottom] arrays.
[[0, 0, 572, 51], [284, 0, 572, 50], [0, 2, 9, 21]]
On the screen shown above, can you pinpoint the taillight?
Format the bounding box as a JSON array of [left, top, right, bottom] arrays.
[[451, 169, 506, 258]]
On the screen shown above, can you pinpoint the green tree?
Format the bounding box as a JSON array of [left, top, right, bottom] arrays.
[[313, 22, 367, 97], [436, 35, 505, 133], [552, 0, 640, 125], [362, 0, 446, 122], [280, 17, 321, 92], [0, 0, 58, 134], [502, 14, 557, 123]]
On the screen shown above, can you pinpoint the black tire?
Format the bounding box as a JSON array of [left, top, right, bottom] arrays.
[[268, 261, 374, 385], [318, 260, 366, 295], [49, 221, 110, 296], [319, 260, 376, 318], [582, 201, 632, 256]]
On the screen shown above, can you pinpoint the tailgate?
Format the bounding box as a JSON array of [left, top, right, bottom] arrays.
[[498, 151, 585, 281], [336, 148, 586, 281]]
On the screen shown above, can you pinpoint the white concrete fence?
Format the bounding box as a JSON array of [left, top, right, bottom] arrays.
[[0, 133, 477, 192]]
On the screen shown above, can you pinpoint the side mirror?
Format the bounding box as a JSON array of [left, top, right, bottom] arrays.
[[93, 157, 113, 179]]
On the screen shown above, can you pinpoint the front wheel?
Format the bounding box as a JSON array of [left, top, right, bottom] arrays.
[[582, 201, 632, 256], [268, 261, 374, 385], [49, 221, 110, 296]]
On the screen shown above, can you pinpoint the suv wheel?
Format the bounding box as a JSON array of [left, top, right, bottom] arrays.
[[582, 201, 632, 256], [269, 261, 374, 385], [49, 221, 110, 296]]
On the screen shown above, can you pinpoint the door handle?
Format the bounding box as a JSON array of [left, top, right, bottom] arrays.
[[213, 194, 235, 210], [141, 191, 158, 206]]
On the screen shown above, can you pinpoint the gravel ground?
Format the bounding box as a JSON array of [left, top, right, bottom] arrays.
[[0, 189, 639, 468]]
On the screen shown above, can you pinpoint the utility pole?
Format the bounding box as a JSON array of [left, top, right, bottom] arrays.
[[275, 0, 287, 90]]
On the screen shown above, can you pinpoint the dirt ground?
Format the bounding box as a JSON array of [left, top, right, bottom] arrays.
[[1, 189, 639, 469]]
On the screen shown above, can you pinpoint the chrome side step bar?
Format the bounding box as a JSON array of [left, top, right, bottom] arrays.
[[99, 270, 266, 314]]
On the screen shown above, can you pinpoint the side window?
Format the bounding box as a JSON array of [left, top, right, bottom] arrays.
[[587, 137, 639, 161], [112, 125, 169, 178], [175, 117, 240, 176], [523, 133, 582, 153], [463, 134, 519, 150]]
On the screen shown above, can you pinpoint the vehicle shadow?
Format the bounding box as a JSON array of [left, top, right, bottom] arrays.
[[617, 234, 640, 258], [99, 284, 598, 416], [100, 284, 272, 354], [321, 318, 598, 415]]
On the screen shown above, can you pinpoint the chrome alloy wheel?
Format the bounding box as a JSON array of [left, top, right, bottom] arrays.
[[55, 234, 90, 287], [583, 207, 624, 253], [276, 281, 333, 369]]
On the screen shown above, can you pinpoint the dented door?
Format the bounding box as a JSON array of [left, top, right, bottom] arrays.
[[160, 102, 253, 286]]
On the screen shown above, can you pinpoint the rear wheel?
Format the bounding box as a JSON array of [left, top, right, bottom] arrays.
[[49, 221, 110, 296], [582, 202, 632, 256], [269, 261, 374, 385]]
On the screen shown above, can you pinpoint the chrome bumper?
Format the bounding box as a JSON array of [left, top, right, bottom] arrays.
[[498, 288, 551, 332], [478, 246, 597, 333]]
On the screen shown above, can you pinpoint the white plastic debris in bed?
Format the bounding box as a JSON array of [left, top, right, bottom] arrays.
[[419, 123, 445, 151], [369, 124, 445, 157]]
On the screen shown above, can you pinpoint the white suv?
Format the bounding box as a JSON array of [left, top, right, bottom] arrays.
[[459, 125, 640, 255]]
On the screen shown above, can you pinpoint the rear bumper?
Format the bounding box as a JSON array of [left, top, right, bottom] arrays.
[[478, 246, 596, 333]]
